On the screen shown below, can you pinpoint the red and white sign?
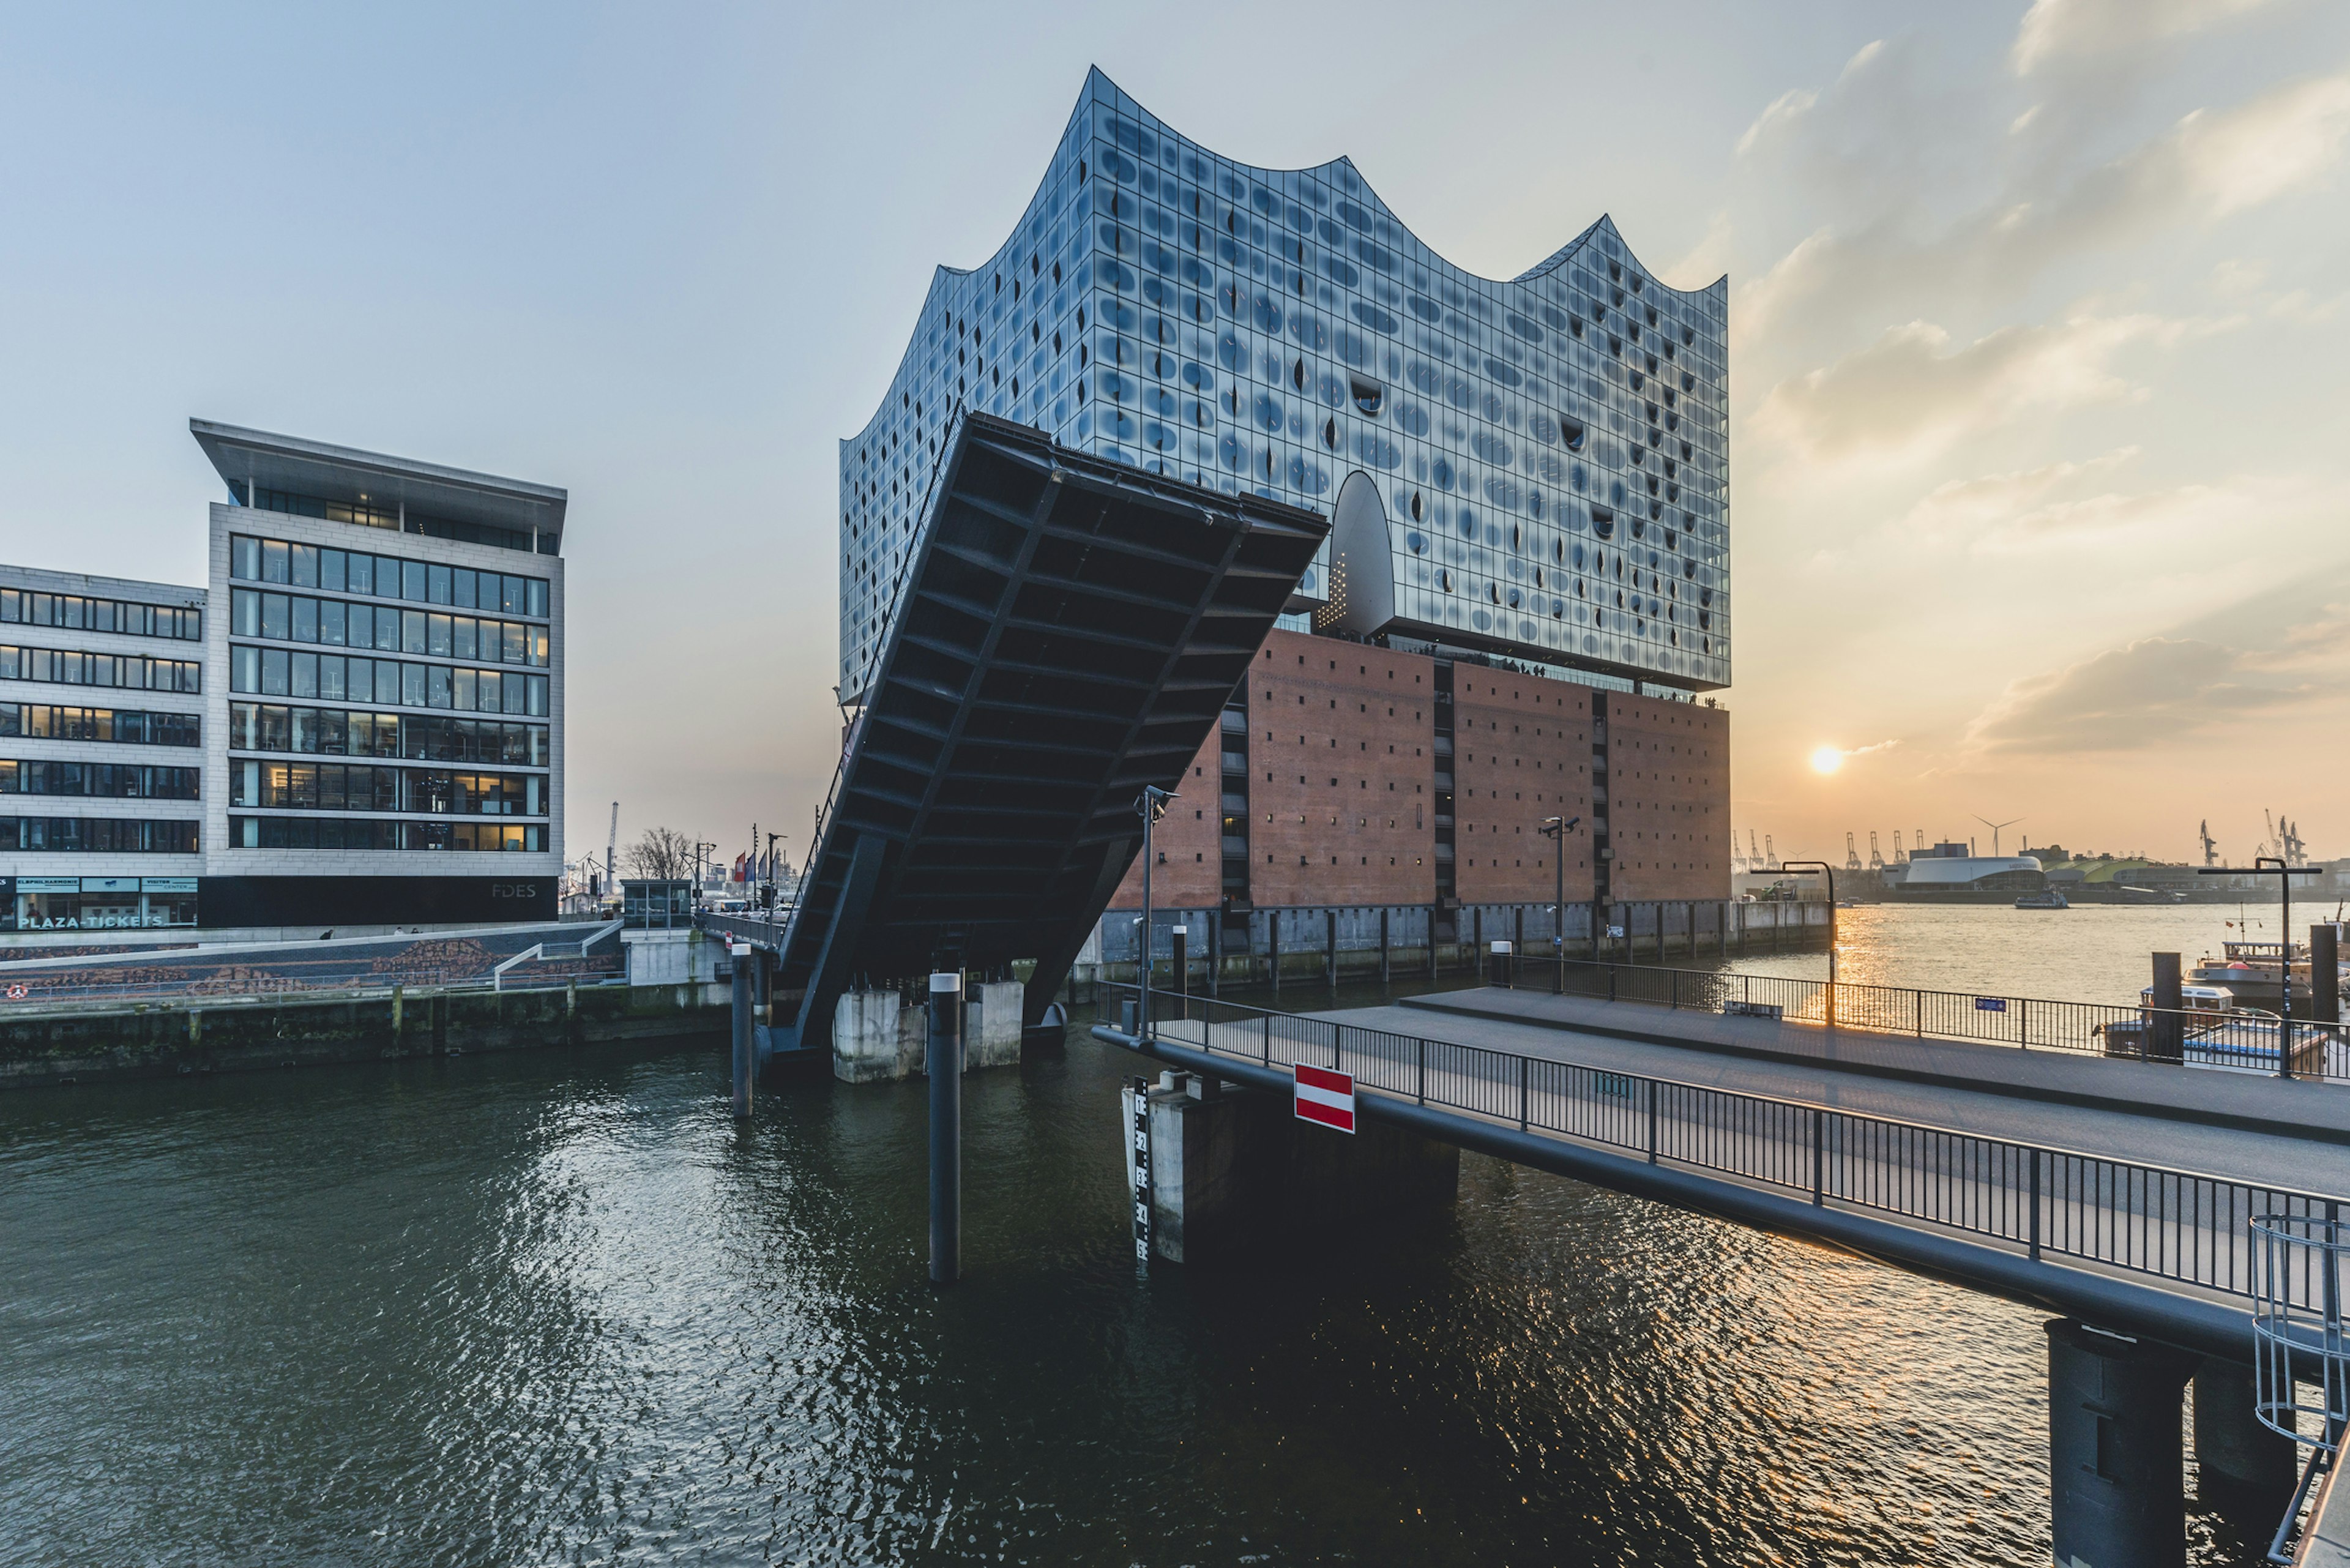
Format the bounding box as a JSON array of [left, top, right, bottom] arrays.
[[1293, 1062, 1356, 1134]]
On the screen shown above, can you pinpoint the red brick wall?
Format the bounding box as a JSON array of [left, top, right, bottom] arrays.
[[1110, 629, 1728, 909], [1114, 728, 1226, 908], [1602, 694, 1731, 901], [1449, 666, 1597, 905]]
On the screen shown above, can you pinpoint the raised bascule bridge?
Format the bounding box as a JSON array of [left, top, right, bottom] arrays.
[[758, 413, 1327, 1053]]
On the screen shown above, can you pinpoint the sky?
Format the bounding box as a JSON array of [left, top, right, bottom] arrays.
[[1, 0, 2344, 873]]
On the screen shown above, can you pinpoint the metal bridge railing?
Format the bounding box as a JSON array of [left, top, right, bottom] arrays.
[[1108, 982, 2345, 1305], [1520, 957, 2349, 1083], [2253, 1214, 2350, 1561]]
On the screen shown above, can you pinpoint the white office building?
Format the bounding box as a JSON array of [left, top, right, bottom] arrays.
[[0, 420, 565, 936]]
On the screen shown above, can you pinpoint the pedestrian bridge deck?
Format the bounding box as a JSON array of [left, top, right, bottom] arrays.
[[1107, 984, 2350, 1360], [1375, 987, 2350, 1193]]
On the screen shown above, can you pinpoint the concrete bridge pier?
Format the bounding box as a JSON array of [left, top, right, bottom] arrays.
[[2045, 1320, 2199, 1568], [2190, 1358, 2298, 1517], [1127, 1070, 1458, 1265], [831, 982, 1026, 1082]]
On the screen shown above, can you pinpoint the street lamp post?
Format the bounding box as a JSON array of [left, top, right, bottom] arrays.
[[694, 840, 718, 908], [1540, 816, 1581, 995], [1776, 861, 1837, 1025], [1135, 785, 1176, 1042], [2199, 857, 2324, 1078]]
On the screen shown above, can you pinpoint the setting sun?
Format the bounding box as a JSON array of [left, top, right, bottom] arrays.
[[1810, 746, 1845, 775]]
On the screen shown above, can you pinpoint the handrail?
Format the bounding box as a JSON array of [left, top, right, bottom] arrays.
[[1105, 980, 2345, 1305], [1513, 956, 2348, 1083]]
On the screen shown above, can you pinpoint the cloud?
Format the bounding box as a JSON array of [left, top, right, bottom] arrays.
[[1736, 40, 1886, 157], [2012, 0, 2278, 75], [1736, 88, 1819, 157], [1737, 68, 2350, 341], [1897, 449, 2139, 539], [1751, 310, 2197, 466], [1966, 624, 2346, 753], [1895, 463, 2342, 560], [2173, 71, 2350, 215]]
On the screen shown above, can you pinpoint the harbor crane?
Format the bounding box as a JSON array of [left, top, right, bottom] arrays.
[[1868, 831, 1884, 870], [1973, 815, 2023, 857], [1845, 832, 1862, 872], [2264, 810, 2279, 861], [2198, 819, 2218, 867], [2284, 816, 2308, 867], [606, 802, 619, 898], [1764, 834, 1775, 868], [1748, 829, 1761, 870]]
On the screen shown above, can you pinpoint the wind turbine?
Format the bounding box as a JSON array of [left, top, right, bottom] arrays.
[[1974, 815, 2023, 857]]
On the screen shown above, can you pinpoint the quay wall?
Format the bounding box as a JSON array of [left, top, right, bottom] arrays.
[[0, 980, 728, 1090]]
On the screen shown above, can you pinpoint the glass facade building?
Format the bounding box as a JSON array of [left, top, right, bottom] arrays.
[[0, 421, 568, 936], [840, 69, 1730, 703]]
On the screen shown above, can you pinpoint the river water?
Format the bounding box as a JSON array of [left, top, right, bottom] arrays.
[[0, 996, 2277, 1565], [1723, 899, 2342, 1006]]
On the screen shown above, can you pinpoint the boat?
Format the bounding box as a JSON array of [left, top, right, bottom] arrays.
[[2014, 887, 2069, 909]]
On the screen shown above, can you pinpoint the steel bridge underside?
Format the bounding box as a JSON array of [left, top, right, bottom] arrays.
[[773, 414, 1329, 1050]]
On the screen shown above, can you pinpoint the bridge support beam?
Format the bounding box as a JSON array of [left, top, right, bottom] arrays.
[[2191, 1358, 2297, 1516], [729, 947, 753, 1119], [2046, 1319, 2197, 1568], [928, 973, 962, 1285], [1132, 1072, 1458, 1265]]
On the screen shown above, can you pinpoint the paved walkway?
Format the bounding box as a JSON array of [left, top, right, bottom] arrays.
[[1291, 988, 2350, 1195]]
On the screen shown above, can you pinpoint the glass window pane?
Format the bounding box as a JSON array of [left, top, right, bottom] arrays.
[[428, 665, 452, 709], [401, 610, 425, 654], [261, 594, 289, 639], [428, 614, 451, 658], [347, 553, 373, 595], [321, 600, 346, 646], [232, 588, 258, 637], [428, 564, 452, 604], [261, 540, 289, 583], [291, 545, 319, 588], [452, 568, 476, 610], [320, 655, 345, 701], [402, 561, 426, 602], [292, 597, 318, 643], [528, 579, 549, 618], [503, 622, 524, 664], [260, 648, 288, 696], [321, 548, 346, 592], [291, 651, 318, 699], [376, 610, 400, 653], [401, 662, 425, 707], [232, 536, 259, 581], [454, 617, 477, 660]]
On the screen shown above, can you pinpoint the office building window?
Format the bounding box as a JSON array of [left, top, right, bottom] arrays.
[[0, 589, 200, 641], [230, 535, 550, 618], [0, 705, 200, 745]]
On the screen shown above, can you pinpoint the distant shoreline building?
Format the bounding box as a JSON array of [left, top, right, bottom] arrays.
[[840, 70, 1733, 954], [0, 421, 563, 937]]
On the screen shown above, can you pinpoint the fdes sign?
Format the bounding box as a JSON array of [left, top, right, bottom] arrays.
[[1292, 1062, 1356, 1135]]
